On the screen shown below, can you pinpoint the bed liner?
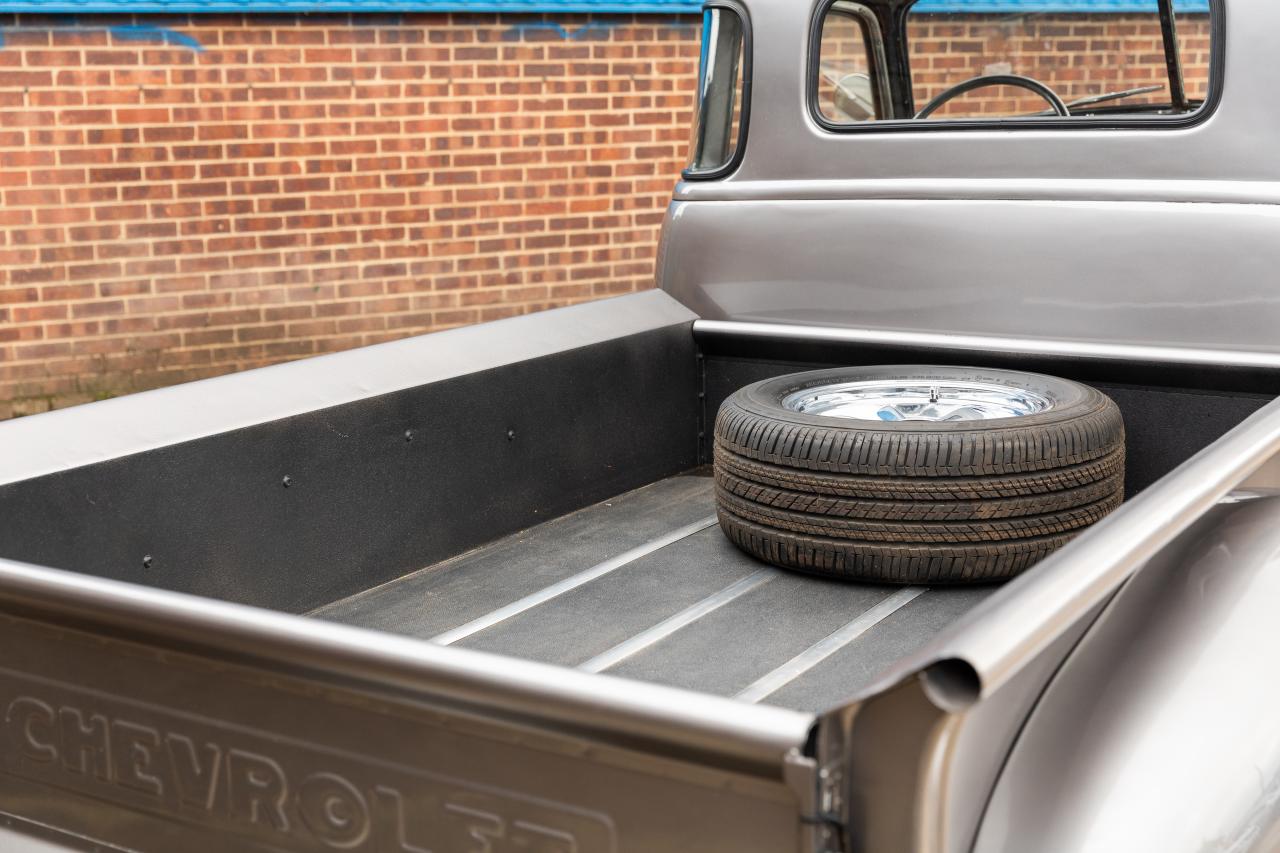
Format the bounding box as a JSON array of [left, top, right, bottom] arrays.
[[314, 471, 995, 712]]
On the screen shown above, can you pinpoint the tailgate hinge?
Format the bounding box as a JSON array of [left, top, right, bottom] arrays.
[[784, 749, 846, 853]]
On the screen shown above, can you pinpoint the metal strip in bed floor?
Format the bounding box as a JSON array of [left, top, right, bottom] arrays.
[[312, 473, 996, 712]]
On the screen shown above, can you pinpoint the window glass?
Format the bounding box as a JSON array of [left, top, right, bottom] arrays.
[[813, 0, 1215, 126], [686, 6, 747, 176], [816, 3, 881, 122]]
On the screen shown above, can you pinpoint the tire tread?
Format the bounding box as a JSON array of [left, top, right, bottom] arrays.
[[711, 367, 1126, 584]]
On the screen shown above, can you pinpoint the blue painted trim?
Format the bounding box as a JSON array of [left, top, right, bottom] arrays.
[[0, 0, 705, 11], [0, 21, 206, 47], [913, 0, 1210, 10], [101, 22, 205, 47], [0, 0, 1211, 13]]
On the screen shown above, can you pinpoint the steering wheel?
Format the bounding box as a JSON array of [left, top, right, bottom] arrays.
[[914, 74, 1070, 120]]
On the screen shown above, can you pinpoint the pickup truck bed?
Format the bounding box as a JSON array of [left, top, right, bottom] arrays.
[[0, 292, 1276, 853], [315, 471, 993, 711]]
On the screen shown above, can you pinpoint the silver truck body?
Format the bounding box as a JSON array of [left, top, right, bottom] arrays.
[[2, 1, 1279, 851]]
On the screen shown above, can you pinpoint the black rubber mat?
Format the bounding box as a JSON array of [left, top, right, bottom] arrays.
[[312, 472, 996, 712]]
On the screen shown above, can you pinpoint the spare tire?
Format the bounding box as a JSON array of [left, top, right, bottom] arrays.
[[713, 365, 1124, 584]]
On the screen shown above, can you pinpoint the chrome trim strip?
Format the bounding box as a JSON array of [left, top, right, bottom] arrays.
[[0, 291, 698, 488], [432, 516, 720, 646], [898, 394, 1280, 710], [674, 178, 1280, 205], [735, 587, 926, 704], [578, 569, 777, 674], [693, 319, 1280, 370]]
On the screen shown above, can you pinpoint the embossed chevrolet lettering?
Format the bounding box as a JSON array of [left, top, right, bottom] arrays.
[[0, 674, 613, 853]]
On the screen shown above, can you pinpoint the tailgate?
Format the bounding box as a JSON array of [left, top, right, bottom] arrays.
[[0, 558, 818, 853]]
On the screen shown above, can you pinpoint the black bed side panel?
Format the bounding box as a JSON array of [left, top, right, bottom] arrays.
[[0, 324, 698, 613], [698, 336, 1277, 497]]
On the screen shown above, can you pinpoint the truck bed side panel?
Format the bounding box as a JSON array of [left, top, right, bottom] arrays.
[[0, 292, 699, 614]]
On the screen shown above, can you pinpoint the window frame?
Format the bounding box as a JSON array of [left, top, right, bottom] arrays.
[[805, 0, 1225, 134], [814, 1, 895, 123], [683, 0, 754, 181]]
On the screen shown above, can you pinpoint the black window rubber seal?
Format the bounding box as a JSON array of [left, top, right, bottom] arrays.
[[682, 0, 753, 181], [804, 0, 1225, 135]]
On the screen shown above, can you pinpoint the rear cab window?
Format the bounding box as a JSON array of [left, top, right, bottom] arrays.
[[812, 0, 1218, 129], [685, 2, 750, 179]]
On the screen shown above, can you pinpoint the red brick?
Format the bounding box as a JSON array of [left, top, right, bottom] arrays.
[[2, 10, 1205, 416]]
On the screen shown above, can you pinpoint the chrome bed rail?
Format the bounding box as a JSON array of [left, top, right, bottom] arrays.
[[0, 305, 1275, 852], [695, 319, 1280, 372], [695, 317, 1280, 706], [0, 555, 815, 767], [701, 318, 1280, 853], [0, 294, 828, 853], [0, 553, 820, 852]]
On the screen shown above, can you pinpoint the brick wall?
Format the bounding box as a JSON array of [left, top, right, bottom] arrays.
[[818, 13, 1211, 119], [0, 11, 1213, 418], [0, 13, 700, 417], [908, 13, 1212, 116]]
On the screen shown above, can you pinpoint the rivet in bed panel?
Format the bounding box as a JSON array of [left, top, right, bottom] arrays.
[[404, 429, 414, 442], [142, 555, 153, 569], [282, 475, 293, 488], [506, 429, 516, 441]]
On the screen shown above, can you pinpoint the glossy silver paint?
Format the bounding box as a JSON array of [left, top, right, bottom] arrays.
[[0, 289, 697, 488], [916, 390, 1280, 706], [975, 496, 1280, 853], [809, 391, 1280, 853], [1, 0, 1277, 849], [0, 556, 817, 853], [660, 0, 1280, 354], [0, 293, 820, 853], [696, 319, 1280, 371], [664, 198, 1280, 352]]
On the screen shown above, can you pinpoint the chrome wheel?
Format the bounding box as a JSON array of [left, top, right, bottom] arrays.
[[781, 379, 1052, 422]]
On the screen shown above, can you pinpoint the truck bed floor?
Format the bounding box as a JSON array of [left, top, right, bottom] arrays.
[[311, 472, 995, 712]]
